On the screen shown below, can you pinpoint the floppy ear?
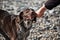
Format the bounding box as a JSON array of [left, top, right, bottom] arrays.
[[12, 16, 20, 33], [15, 16, 20, 24], [19, 12, 23, 20], [31, 9, 37, 22], [32, 12, 37, 22]]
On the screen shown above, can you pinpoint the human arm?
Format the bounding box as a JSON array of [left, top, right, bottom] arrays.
[[36, 4, 47, 17], [36, 0, 60, 18]]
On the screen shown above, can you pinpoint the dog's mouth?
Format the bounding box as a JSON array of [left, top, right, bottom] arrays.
[[23, 19, 32, 29]]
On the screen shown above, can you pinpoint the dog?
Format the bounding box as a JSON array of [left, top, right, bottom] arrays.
[[0, 9, 20, 40], [18, 8, 37, 40], [0, 8, 37, 40]]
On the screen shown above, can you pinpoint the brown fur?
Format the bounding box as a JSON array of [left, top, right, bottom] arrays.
[[0, 8, 37, 40], [0, 9, 20, 40]]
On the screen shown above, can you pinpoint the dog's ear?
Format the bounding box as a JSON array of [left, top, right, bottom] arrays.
[[31, 9, 37, 22], [19, 12, 23, 20], [15, 16, 20, 24], [32, 12, 37, 22]]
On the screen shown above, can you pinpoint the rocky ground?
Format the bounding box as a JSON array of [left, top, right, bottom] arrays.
[[0, 0, 60, 40]]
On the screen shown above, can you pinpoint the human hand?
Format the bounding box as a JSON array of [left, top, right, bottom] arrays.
[[36, 4, 47, 17]]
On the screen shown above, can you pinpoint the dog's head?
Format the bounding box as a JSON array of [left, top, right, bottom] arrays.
[[19, 8, 37, 29]]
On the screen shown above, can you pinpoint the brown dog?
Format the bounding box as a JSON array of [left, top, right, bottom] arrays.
[[18, 8, 37, 40], [0, 8, 37, 40], [0, 9, 20, 40]]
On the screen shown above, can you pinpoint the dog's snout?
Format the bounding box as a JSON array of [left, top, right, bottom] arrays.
[[24, 15, 31, 20]]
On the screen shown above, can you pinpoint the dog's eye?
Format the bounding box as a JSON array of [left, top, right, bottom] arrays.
[[17, 22, 20, 23]]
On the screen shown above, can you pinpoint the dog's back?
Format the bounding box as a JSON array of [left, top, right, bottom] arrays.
[[0, 9, 10, 27], [0, 9, 10, 29], [0, 9, 9, 20], [0, 9, 11, 40], [0, 9, 19, 40]]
